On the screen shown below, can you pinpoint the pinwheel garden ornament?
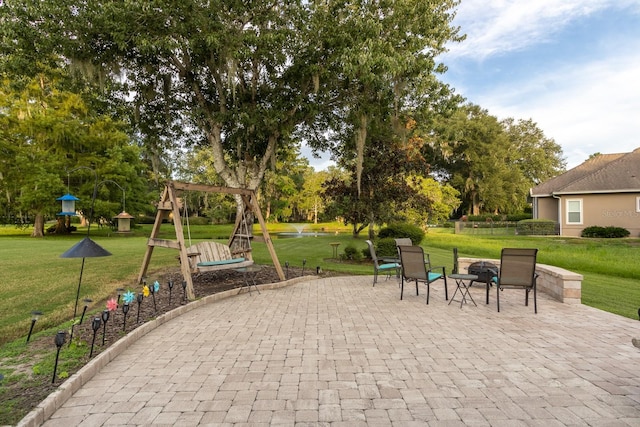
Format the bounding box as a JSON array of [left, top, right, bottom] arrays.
[[123, 290, 135, 305], [106, 298, 117, 312], [150, 281, 159, 311]]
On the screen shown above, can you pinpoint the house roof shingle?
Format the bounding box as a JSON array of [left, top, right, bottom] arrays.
[[531, 148, 640, 196]]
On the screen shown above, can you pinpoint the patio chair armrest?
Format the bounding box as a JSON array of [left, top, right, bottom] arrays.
[[428, 265, 447, 276]]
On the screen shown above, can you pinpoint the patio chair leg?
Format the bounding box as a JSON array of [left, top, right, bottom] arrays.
[[497, 287, 500, 312], [426, 284, 430, 304], [400, 278, 404, 300], [485, 279, 490, 304], [443, 276, 448, 301], [534, 286, 537, 314], [415, 280, 419, 296]]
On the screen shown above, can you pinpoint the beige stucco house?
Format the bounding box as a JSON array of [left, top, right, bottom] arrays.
[[530, 148, 640, 237]]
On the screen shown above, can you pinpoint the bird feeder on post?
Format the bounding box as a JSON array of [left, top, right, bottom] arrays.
[[57, 193, 80, 230], [113, 211, 134, 233]]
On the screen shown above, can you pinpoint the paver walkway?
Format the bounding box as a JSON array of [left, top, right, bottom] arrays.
[[30, 275, 640, 426]]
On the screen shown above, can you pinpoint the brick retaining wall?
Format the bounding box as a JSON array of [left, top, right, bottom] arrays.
[[459, 257, 582, 304]]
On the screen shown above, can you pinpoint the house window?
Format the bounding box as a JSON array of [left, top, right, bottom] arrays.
[[566, 199, 582, 224]]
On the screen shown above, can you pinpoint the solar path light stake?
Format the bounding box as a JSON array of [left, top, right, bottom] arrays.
[[89, 317, 101, 358], [122, 303, 130, 331], [302, 259, 306, 276], [136, 292, 144, 323], [52, 331, 66, 383], [116, 288, 125, 306], [79, 299, 92, 325], [26, 310, 43, 343], [182, 280, 187, 304], [101, 309, 109, 345], [168, 280, 174, 306]]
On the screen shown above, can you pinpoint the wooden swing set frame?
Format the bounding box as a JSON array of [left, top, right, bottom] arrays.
[[137, 181, 285, 300]]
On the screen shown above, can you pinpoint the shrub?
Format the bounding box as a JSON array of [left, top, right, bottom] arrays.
[[343, 244, 363, 261], [581, 226, 630, 238], [378, 222, 425, 244], [516, 219, 557, 235], [374, 237, 398, 258]]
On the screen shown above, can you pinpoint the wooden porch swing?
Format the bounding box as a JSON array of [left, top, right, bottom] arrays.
[[137, 181, 285, 300]]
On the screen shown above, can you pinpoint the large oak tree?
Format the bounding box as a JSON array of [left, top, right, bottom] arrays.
[[2, 0, 462, 199]]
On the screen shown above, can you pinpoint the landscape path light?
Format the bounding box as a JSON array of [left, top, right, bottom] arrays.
[[79, 298, 92, 325], [122, 303, 130, 331], [89, 317, 101, 358], [52, 331, 66, 383], [26, 310, 43, 343], [168, 280, 174, 306], [136, 293, 144, 323], [101, 309, 110, 345]]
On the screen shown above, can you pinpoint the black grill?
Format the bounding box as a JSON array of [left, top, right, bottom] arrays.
[[467, 261, 498, 283]]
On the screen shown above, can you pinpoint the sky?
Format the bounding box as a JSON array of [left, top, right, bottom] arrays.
[[439, 0, 640, 169], [304, 0, 640, 171]]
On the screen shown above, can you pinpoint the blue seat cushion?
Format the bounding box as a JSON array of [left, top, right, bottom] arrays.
[[428, 272, 442, 282], [379, 263, 400, 270], [198, 257, 246, 267]]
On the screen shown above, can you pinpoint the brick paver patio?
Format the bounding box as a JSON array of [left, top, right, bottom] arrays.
[[25, 275, 640, 426]]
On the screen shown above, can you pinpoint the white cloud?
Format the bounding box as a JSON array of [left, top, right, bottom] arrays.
[[441, 1, 640, 169], [447, 0, 639, 59], [473, 47, 640, 167]]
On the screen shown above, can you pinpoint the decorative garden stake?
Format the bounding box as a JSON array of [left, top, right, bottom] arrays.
[[106, 297, 117, 312], [302, 259, 307, 276], [79, 299, 92, 325], [52, 331, 66, 383], [101, 309, 110, 345], [285, 261, 289, 279], [182, 280, 187, 303], [123, 290, 135, 305], [122, 303, 130, 331], [150, 280, 159, 311], [26, 310, 43, 343], [168, 280, 174, 305], [89, 317, 101, 357], [136, 292, 143, 323]]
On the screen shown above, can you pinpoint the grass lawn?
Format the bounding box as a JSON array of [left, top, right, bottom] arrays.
[[1, 223, 639, 348]]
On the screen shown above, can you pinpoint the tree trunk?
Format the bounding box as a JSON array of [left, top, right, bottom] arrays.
[[53, 216, 70, 234], [368, 222, 375, 241], [31, 213, 45, 237]]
